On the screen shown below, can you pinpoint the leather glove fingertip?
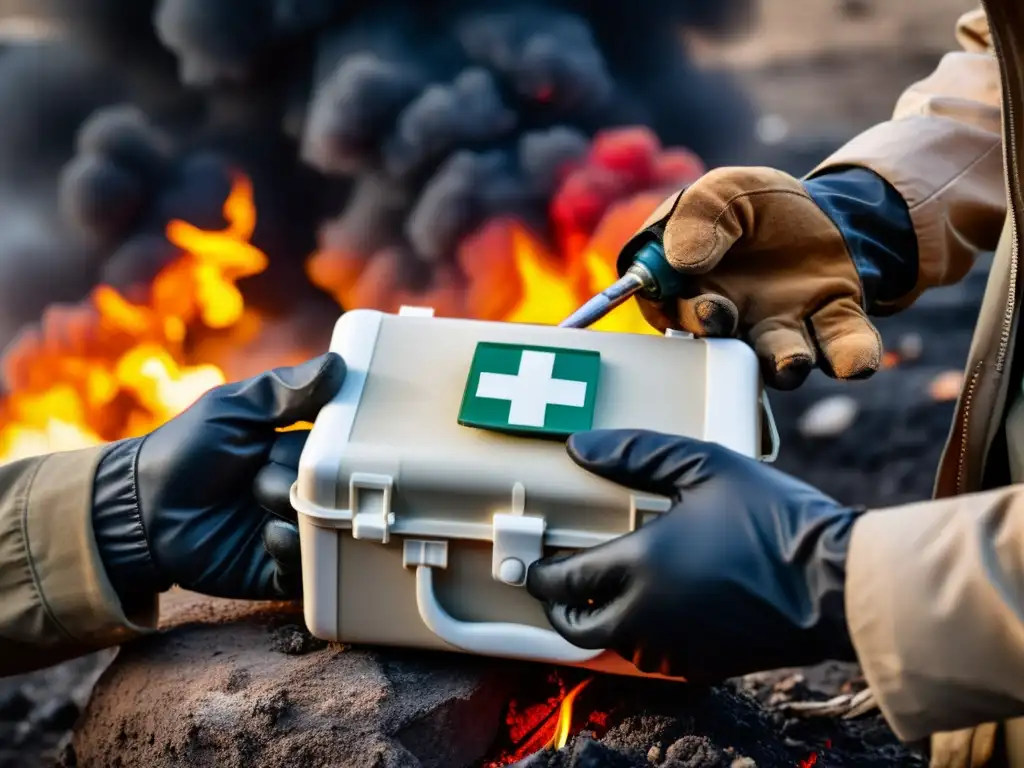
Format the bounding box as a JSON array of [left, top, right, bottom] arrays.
[[752, 325, 815, 390], [677, 293, 739, 338]]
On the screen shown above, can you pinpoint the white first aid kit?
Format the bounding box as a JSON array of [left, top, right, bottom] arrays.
[[291, 307, 777, 678]]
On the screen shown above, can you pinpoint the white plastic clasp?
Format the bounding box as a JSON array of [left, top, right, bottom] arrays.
[[664, 329, 695, 339], [492, 513, 545, 587], [490, 483, 543, 587], [398, 306, 435, 317], [350, 472, 395, 543], [403, 539, 449, 569]]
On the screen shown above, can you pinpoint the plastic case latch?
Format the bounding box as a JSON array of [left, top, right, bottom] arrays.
[[350, 472, 395, 543], [664, 329, 695, 339], [492, 484, 545, 587], [398, 306, 435, 317], [629, 494, 671, 530], [403, 539, 449, 569]]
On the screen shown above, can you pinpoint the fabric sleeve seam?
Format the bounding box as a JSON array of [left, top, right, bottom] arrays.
[[19, 457, 77, 643]]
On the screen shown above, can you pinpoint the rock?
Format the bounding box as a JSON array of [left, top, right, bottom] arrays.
[[72, 591, 519, 768], [663, 735, 725, 767], [567, 733, 632, 767], [897, 332, 923, 362], [34, 699, 79, 731], [0, 690, 31, 721], [268, 623, 328, 656], [796, 395, 858, 439]]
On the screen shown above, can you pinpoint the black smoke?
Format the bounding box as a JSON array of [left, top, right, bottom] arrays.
[[0, 0, 759, 357]]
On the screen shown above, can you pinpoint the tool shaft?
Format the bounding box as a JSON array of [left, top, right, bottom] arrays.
[[558, 272, 645, 328]]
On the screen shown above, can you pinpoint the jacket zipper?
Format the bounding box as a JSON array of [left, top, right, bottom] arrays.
[[959, 0, 1021, 493]]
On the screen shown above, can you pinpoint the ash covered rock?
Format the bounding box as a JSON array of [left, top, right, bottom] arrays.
[[508, 678, 924, 768], [268, 622, 328, 656], [0, 651, 113, 768], [71, 591, 518, 768]]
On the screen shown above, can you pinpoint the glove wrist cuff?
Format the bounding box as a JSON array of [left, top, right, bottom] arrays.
[[802, 168, 918, 313], [93, 437, 168, 610]]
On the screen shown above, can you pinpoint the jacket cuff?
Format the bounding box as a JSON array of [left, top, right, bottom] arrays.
[[845, 492, 1024, 742], [802, 167, 918, 312], [92, 438, 166, 609], [810, 115, 1004, 312], [25, 447, 157, 647]]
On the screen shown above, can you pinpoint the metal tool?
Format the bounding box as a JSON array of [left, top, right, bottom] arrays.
[[559, 241, 687, 329], [557, 240, 782, 465]]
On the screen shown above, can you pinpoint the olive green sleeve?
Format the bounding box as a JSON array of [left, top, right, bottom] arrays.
[[0, 447, 157, 676]]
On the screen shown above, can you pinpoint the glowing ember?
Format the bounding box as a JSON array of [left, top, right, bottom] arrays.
[[0, 173, 266, 464], [484, 675, 608, 766], [546, 678, 591, 751]]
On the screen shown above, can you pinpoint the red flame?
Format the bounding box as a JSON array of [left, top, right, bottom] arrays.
[[485, 675, 611, 766]]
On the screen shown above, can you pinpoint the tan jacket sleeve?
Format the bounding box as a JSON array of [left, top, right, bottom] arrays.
[[846, 486, 1024, 742], [810, 8, 1006, 313], [0, 447, 156, 676]]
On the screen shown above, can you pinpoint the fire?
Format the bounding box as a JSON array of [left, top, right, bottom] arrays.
[[545, 678, 591, 751], [0, 129, 704, 464], [307, 127, 704, 332], [484, 675, 607, 766], [502, 222, 656, 335], [0, 174, 266, 464]]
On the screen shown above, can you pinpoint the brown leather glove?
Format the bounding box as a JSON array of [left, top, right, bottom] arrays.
[[618, 166, 883, 390]]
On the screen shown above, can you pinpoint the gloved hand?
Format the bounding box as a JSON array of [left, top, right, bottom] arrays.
[[92, 352, 345, 606], [527, 429, 862, 682], [617, 166, 916, 389]]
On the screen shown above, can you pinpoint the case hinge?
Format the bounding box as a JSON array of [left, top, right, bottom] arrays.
[[350, 472, 395, 543]]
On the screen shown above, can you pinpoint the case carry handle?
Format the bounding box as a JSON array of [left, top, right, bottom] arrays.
[[405, 540, 604, 665]]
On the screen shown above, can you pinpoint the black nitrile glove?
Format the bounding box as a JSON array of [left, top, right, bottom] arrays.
[[527, 429, 862, 682], [92, 352, 345, 606]]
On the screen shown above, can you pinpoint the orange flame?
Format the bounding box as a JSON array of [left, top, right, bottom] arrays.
[[0, 174, 266, 464], [546, 678, 591, 751], [309, 194, 663, 336]]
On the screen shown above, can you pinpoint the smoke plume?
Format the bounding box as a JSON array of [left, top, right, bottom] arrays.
[[0, 0, 759, 360]]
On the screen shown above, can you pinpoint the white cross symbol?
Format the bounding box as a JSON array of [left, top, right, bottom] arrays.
[[475, 350, 588, 428]]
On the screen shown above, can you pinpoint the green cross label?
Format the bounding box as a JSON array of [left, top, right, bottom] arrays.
[[458, 342, 600, 437]]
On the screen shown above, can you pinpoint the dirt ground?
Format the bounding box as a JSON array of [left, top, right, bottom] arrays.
[[0, 1, 990, 766], [701, 0, 978, 130]]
